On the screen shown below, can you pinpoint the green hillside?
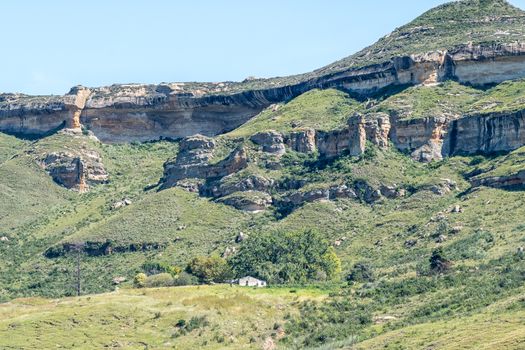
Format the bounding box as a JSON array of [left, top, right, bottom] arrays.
[[1, 1, 525, 349]]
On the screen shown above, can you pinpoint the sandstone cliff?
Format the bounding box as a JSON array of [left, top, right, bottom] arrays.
[[1, 44, 525, 143]]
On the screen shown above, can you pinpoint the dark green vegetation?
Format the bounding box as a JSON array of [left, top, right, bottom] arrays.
[[230, 230, 341, 284]]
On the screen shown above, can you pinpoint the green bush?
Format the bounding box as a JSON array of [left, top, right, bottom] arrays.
[[173, 271, 199, 286], [229, 229, 341, 284], [187, 255, 232, 283], [144, 273, 174, 288], [429, 248, 452, 274], [347, 263, 374, 283], [133, 273, 147, 288], [142, 261, 182, 277]]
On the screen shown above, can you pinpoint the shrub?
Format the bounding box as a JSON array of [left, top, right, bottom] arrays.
[[187, 255, 232, 283], [142, 261, 181, 277], [429, 248, 452, 274], [133, 273, 147, 288], [144, 273, 174, 288], [173, 271, 199, 286], [347, 263, 374, 283], [229, 229, 342, 284]]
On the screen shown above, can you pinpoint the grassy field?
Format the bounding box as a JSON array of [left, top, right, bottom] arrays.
[[0, 284, 523, 349], [0, 285, 328, 350]]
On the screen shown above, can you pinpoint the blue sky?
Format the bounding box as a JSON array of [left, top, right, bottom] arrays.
[[1, 0, 524, 95]]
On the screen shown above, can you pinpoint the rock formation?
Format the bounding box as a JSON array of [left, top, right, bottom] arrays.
[[286, 128, 317, 153], [41, 150, 108, 192], [1, 44, 525, 143], [317, 114, 366, 158], [217, 191, 273, 212], [250, 131, 286, 155], [161, 135, 248, 189], [470, 170, 525, 189]]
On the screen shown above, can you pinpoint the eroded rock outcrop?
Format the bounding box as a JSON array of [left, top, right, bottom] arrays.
[[470, 170, 525, 189], [250, 131, 286, 155], [202, 175, 275, 198], [41, 150, 108, 192], [286, 128, 316, 153], [2, 42, 524, 143], [365, 113, 391, 149], [392, 116, 450, 162], [161, 135, 248, 189], [217, 191, 273, 212], [445, 110, 525, 156], [317, 114, 366, 158]]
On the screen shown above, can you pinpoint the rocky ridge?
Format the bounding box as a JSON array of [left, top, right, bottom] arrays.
[[1, 43, 525, 143]]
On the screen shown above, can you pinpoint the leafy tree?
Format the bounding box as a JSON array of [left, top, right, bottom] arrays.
[[133, 273, 147, 288], [187, 255, 232, 283], [429, 248, 452, 274], [229, 229, 341, 284], [347, 263, 374, 283], [142, 261, 182, 277]]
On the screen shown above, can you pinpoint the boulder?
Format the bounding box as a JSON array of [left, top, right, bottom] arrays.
[[286, 128, 316, 153], [218, 191, 273, 212], [380, 185, 406, 198], [250, 131, 286, 155], [112, 276, 127, 285], [404, 239, 417, 248], [329, 184, 358, 200], [235, 232, 247, 243], [111, 198, 132, 210]]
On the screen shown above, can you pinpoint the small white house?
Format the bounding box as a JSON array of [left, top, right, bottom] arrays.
[[238, 276, 267, 287]]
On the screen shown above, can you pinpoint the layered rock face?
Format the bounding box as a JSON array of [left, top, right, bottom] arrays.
[[470, 170, 525, 189], [41, 150, 108, 192], [445, 110, 525, 156], [161, 134, 248, 189], [392, 117, 450, 162], [1, 44, 525, 143], [317, 114, 366, 158]]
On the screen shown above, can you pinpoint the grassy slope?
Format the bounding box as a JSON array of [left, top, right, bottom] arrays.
[[226, 89, 363, 138], [0, 285, 327, 350], [374, 81, 482, 120], [0, 284, 523, 350], [353, 290, 525, 350]]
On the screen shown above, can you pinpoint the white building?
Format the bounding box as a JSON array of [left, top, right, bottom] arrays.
[[238, 276, 267, 287]]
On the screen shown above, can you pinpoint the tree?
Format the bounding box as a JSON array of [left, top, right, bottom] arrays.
[[347, 263, 374, 283], [229, 229, 341, 284], [133, 273, 147, 288], [142, 261, 181, 277], [429, 248, 451, 274], [187, 255, 232, 283]]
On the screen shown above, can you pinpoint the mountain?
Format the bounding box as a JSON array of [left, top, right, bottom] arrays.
[[1, 1, 525, 349]]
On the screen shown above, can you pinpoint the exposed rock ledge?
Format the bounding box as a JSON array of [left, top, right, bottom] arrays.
[[1, 44, 525, 143], [160, 134, 248, 189], [470, 170, 525, 189], [40, 150, 108, 192]]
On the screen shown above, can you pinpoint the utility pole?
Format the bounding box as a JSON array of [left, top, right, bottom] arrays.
[[71, 243, 84, 296]]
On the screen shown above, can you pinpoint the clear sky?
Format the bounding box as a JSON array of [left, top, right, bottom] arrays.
[[1, 0, 524, 95]]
